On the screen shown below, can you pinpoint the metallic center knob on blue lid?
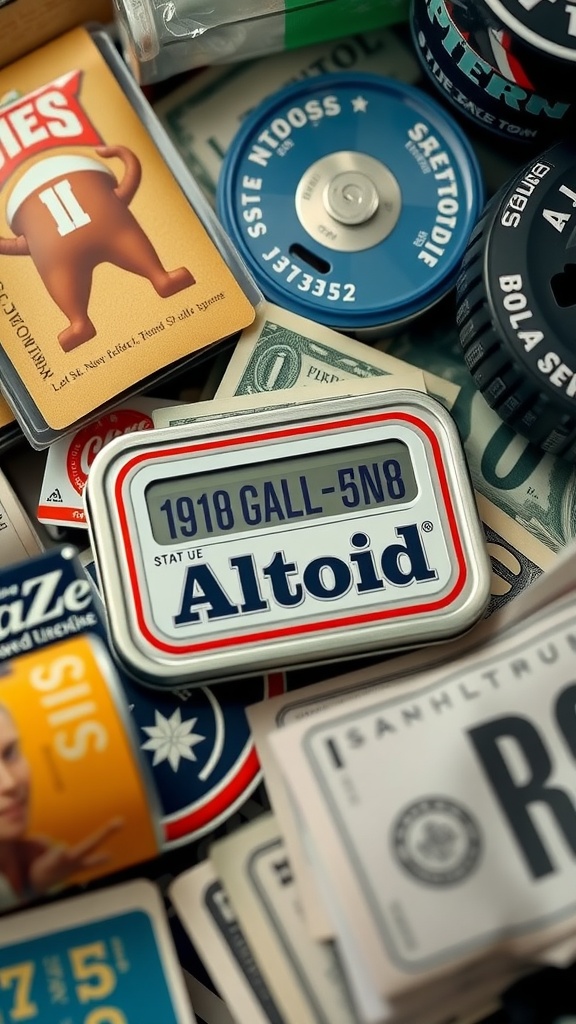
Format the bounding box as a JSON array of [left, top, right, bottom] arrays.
[[295, 151, 402, 254], [323, 170, 379, 225]]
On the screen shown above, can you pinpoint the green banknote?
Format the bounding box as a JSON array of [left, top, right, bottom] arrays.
[[212, 303, 557, 602], [380, 323, 575, 553], [215, 305, 436, 396], [154, 29, 419, 203], [217, 305, 573, 553]]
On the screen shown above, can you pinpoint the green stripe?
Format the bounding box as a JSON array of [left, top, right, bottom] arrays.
[[284, 0, 409, 49]]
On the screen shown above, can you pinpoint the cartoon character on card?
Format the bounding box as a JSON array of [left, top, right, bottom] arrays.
[[0, 145, 195, 352]]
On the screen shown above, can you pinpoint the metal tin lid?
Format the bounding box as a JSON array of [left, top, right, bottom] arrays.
[[411, 0, 576, 144], [456, 139, 576, 461], [85, 390, 492, 687], [483, 0, 576, 63], [217, 73, 484, 333]]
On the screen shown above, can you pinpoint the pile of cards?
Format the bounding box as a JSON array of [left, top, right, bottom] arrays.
[[170, 545, 576, 1024], [0, 881, 195, 1023]]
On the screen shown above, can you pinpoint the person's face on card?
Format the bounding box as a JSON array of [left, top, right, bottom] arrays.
[[0, 708, 30, 841]]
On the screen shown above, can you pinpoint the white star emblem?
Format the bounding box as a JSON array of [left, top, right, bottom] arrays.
[[141, 708, 205, 772], [351, 95, 369, 113]]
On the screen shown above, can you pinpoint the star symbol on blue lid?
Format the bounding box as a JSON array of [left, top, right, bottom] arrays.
[[352, 95, 369, 113], [141, 707, 205, 772]]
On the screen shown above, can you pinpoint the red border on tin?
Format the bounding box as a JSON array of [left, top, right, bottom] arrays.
[[115, 412, 468, 656]]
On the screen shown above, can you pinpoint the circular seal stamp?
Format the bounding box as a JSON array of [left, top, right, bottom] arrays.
[[392, 796, 482, 886], [66, 407, 154, 494]]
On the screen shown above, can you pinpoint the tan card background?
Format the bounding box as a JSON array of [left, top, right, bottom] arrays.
[[0, 28, 255, 430]]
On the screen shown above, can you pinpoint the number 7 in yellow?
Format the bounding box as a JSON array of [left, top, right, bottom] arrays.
[[0, 963, 38, 1021]]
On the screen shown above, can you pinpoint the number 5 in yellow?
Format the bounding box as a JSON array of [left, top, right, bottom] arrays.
[[0, 962, 38, 1021], [69, 943, 116, 1003]]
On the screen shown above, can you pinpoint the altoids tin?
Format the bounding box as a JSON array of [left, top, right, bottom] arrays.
[[216, 73, 484, 338], [411, 0, 576, 144], [84, 389, 492, 687]]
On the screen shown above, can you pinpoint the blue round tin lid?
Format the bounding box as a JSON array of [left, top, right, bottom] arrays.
[[217, 72, 484, 331], [123, 669, 287, 849]]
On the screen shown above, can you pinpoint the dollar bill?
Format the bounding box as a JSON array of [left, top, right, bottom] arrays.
[[152, 368, 427, 428], [209, 814, 361, 1024], [215, 303, 455, 405], [267, 593, 576, 1007], [207, 817, 524, 1024], [154, 29, 419, 204], [212, 303, 556, 593], [475, 494, 555, 615], [378, 321, 576, 554], [218, 303, 573, 557], [170, 860, 286, 1024], [246, 531, 566, 939]]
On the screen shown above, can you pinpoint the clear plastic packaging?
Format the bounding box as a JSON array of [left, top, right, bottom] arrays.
[[114, 0, 409, 83]]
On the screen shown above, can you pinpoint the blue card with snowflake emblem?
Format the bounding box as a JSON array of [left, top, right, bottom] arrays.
[[0, 545, 287, 848], [80, 551, 288, 848], [131, 673, 286, 848], [0, 548, 383, 850]]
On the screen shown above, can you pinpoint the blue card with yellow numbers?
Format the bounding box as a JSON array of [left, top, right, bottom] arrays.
[[0, 880, 195, 1024]]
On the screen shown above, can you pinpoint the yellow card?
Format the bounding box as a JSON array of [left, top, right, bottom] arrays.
[[0, 28, 256, 434], [0, 635, 160, 910]]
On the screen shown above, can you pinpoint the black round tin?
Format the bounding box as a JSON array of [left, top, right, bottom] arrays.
[[411, 0, 576, 143], [456, 139, 576, 461]]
